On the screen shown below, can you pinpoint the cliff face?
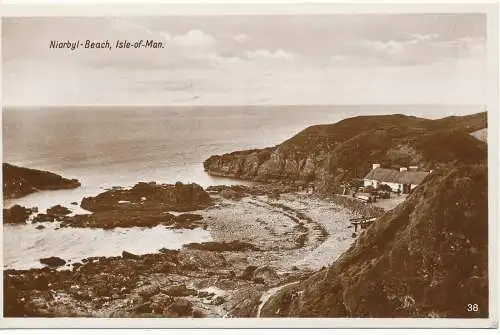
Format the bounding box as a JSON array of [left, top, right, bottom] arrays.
[[3, 163, 81, 200], [260, 163, 488, 318], [204, 112, 487, 192]]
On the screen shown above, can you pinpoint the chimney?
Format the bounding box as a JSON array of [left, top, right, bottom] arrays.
[[372, 163, 381, 170], [400, 167, 408, 172], [409, 166, 418, 172]]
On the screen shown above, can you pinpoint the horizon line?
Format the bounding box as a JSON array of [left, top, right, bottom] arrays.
[[1, 103, 488, 109]]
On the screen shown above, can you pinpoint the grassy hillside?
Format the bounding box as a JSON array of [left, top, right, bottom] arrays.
[[204, 111, 487, 191], [260, 163, 488, 318]]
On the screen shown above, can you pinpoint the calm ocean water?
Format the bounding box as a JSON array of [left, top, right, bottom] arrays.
[[2, 105, 481, 269]]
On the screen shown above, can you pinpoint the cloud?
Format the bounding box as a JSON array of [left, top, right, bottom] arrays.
[[330, 34, 485, 67], [171, 30, 216, 48], [233, 34, 250, 43], [244, 49, 295, 61], [410, 33, 439, 42]]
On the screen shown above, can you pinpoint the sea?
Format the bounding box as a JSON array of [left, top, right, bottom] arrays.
[[2, 105, 482, 269]]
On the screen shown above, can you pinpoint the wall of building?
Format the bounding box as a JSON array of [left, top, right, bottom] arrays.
[[364, 179, 379, 188], [364, 179, 402, 192]]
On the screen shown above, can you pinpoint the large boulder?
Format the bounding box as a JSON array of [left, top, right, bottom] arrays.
[[3, 205, 36, 224]]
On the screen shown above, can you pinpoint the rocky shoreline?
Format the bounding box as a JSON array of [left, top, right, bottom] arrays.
[[3, 180, 364, 317]]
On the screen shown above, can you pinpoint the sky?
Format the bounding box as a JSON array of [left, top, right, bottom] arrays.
[[2, 14, 488, 106]]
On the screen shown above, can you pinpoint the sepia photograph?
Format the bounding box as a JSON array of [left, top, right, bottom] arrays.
[[0, 2, 498, 329]]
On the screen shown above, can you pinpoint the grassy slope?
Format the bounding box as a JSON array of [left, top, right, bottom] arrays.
[[261, 163, 488, 318]]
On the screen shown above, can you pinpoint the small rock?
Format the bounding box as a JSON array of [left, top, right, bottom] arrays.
[[36, 225, 45, 230]]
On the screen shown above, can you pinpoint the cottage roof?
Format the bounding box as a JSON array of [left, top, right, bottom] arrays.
[[364, 168, 429, 185]]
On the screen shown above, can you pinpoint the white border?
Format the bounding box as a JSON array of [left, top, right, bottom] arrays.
[[0, 0, 498, 329]]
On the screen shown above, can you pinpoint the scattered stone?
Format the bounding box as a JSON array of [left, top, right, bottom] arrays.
[[160, 284, 196, 297], [36, 225, 45, 230]]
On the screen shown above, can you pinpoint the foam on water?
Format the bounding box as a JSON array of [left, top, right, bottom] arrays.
[[3, 224, 211, 270]]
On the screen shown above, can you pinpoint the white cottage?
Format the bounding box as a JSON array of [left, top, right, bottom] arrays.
[[363, 164, 429, 194]]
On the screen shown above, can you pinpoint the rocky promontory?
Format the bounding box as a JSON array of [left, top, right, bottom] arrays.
[[204, 112, 487, 193], [3, 163, 81, 200]]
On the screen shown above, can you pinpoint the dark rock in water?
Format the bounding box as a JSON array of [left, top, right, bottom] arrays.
[[32, 213, 56, 224], [47, 205, 71, 216], [54, 182, 211, 229], [3, 163, 81, 200], [35, 225, 45, 230], [71, 202, 78, 205], [40, 257, 66, 267], [3, 205, 36, 224], [81, 181, 212, 213], [31, 205, 72, 224], [122, 251, 139, 260], [183, 240, 260, 252]]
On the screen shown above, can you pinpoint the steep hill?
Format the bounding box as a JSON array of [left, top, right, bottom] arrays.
[[259, 163, 488, 318], [2, 163, 81, 200], [204, 112, 487, 192]]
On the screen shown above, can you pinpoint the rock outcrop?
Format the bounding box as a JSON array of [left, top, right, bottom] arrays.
[[204, 112, 487, 193], [260, 163, 488, 318], [34, 182, 214, 229], [81, 181, 211, 213], [3, 205, 37, 224], [3, 163, 81, 200]]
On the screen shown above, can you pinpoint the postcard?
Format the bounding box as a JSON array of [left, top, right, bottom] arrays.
[[0, 1, 498, 329]]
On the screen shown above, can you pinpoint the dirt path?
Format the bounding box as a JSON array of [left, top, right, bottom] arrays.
[[257, 281, 300, 317]]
